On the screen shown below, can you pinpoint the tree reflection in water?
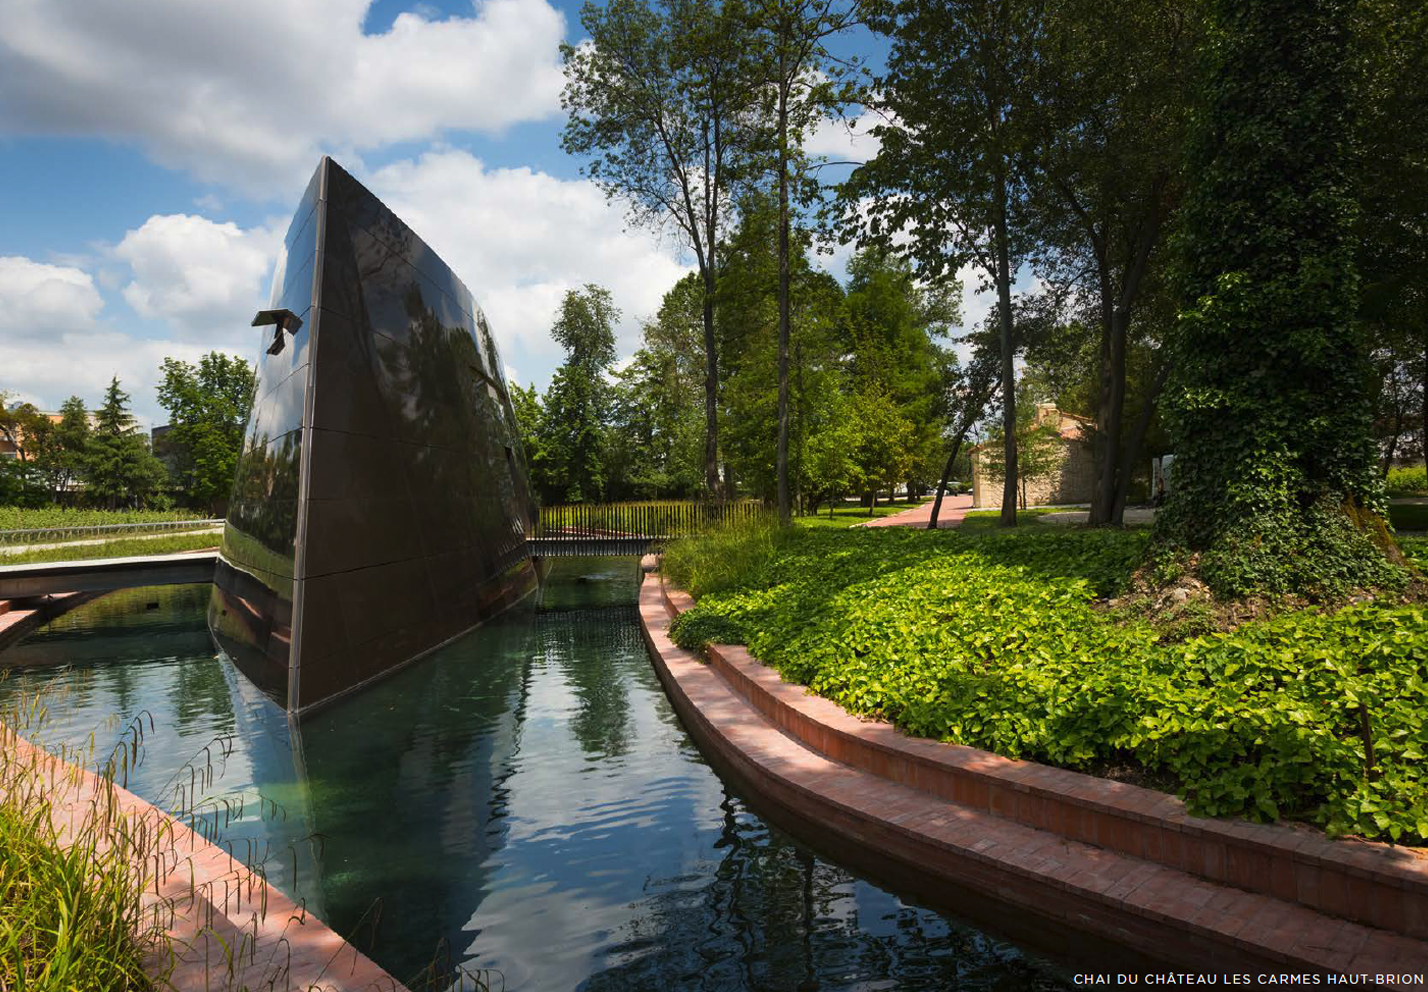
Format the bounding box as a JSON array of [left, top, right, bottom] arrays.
[[1, 564, 1074, 991]]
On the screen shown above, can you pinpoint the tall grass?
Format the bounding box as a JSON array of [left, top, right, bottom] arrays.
[[0, 675, 499, 992], [0, 718, 161, 990], [661, 516, 795, 598]]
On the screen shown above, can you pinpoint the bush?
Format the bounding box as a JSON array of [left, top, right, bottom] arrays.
[[1386, 465, 1428, 498], [669, 526, 1428, 843], [669, 611, 747, 650], [661, 516, 798, 598]]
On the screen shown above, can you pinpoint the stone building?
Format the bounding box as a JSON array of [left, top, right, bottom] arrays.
[[970, 404, 1096, 508]]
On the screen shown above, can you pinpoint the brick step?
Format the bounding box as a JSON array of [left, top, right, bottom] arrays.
[[645, 576, 1428, 980]]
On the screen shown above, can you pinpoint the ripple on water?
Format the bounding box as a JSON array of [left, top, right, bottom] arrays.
[[0, 567, 1075, 991]]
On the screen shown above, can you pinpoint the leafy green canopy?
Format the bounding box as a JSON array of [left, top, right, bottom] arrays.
[[1153, 0, 1400, 598], [84, 378, 168, 511], [670, 527, 1428, 842], [156, 352, 255, 515]]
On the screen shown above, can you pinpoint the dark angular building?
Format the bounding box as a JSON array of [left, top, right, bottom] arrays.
[[209, 157, 538, 715]]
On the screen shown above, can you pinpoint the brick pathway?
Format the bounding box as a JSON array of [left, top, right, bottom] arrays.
[[0, 730, 407, 991], [640, 566, 1428, 982], [858, 493, 975, 529]]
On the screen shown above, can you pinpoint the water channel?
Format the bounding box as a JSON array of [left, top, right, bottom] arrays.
[[1, 558, 1076, 990]]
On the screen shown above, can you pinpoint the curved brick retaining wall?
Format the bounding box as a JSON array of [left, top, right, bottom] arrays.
[[641, 566, 1428, 982]]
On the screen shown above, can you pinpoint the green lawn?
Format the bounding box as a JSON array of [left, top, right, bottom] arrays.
[[793, 498, 930, 529], [957, 507, 1068, 533], [0, 532, 219, 565], [666, 523, 1428, 844]]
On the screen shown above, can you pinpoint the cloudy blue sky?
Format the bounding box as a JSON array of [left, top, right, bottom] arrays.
[[0, 0, 993, 428]]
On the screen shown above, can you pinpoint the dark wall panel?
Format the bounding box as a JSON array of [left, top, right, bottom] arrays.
[[210, 157, 537, 715]]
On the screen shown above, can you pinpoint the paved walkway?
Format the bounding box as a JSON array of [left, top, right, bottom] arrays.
[[0, 526, 223, 556], [859, 494, 974, 529]]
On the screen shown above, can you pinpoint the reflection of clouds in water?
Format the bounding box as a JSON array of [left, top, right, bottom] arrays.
[[0, 590, 325, 915], [2, 577, 1074, 991]]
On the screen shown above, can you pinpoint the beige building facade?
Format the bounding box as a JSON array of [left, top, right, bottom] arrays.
[[970, 404, 1097, 508]]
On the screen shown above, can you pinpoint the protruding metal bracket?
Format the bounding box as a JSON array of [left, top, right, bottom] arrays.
[[252, 308, 303, 355]]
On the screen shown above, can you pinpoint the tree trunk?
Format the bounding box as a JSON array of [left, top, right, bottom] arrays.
[[775, 74, 793, 528], [994, 168, 1018, 527], [1111, 359, 1171, 522], [927, 432, 969, 530], [1092, 304, 1129, 524], [1421, 336, 1427, 474], [701, 277, 720, 496]]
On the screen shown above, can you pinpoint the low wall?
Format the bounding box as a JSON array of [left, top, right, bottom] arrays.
[[644, 570, 1428, 980], [0, 728, 407, 992]]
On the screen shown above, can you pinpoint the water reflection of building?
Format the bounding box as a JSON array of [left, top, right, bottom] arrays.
[[209, 157, 539, 716], [292, 608, 538, 983]]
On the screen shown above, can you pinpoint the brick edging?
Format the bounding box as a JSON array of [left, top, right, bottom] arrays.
[[0, 729, 408, 992], [657, 578, 1428, 940]]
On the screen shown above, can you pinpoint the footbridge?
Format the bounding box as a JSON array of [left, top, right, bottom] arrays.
[[0, 502, 767, 598]]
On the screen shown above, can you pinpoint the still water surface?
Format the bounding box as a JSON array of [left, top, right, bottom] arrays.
[[2, 560, 1074, 990]]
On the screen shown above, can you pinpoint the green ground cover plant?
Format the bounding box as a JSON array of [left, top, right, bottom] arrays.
[[667, 525, 1428, 844], [0, 508, 206, 531], [0, 532, 219, 565], [1386, 466, 1428, 498], [957, 507, 1068, 533]]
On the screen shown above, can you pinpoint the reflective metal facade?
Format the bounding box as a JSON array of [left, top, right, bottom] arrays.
[[209, 158, 537, 714]]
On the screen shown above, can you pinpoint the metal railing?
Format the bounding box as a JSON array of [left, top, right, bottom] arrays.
[[0, 519, 225, 548], [532, 501, 768, 542]]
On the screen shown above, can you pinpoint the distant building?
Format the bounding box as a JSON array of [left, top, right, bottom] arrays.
[[151, 424, 182, 476], [970, 404, 1096, 508]]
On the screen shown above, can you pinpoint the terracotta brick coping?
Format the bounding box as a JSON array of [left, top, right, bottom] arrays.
[[0, 728, 407, 992], [648, 573, 1428, 973], [657, 579, 1428, 936]]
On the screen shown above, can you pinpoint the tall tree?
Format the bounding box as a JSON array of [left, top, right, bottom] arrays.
[[842, 246, 958, 497], [85, 377, 168, 510], [607, 277, 709, 498], [1028, 0, 1191, 526], [1355, 0, 1428, 462], [0, 392, 45, 463], [748, 0, 862, 525], [562, 0, 758, 495], [926, 327, 1000, 529], [539, 286, 620, 503], [1153, 0, 1398, 598], [156, 352, 256, 515], [846, 0, 1042, 526], [30, 396, 91, 503]]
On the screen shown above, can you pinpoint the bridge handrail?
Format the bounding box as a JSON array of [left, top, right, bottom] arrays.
[[532, 501, 768, 540], [0, 519, 225, 546]]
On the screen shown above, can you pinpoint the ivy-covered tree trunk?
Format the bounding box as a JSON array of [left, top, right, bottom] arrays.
[[1152, 0, 1400, 598]]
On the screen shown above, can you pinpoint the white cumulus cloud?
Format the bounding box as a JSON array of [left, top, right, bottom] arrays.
[[0, 0, 568, 194], [0, 256, 105, 339], [365, 149, 693, 386], [804, 110, 883, 163], [114, 214, 280, 341]]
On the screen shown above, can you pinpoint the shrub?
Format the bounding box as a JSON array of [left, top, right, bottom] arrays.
[[1386, 465, 1428, 498], [669, 611, 747, 650], [661, 515, 797, 598], [669, 526, 1428, 843]]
